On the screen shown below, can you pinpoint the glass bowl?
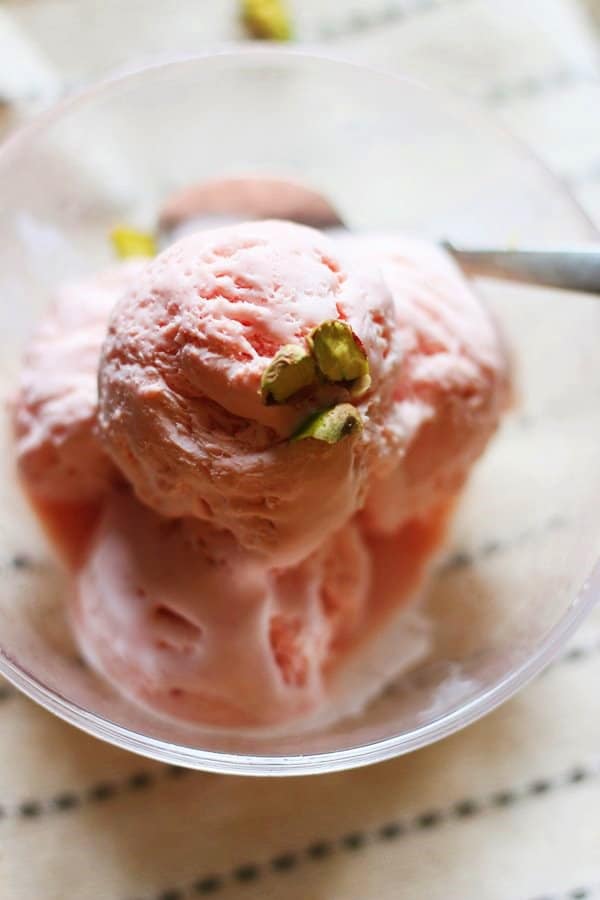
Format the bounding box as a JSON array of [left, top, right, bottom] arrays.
[[0, 49, 598, 776]]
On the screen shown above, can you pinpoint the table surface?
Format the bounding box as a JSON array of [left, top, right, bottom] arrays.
[[1, 2, 600, 899]]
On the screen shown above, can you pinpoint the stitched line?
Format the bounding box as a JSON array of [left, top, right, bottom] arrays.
[[0, 553, 49, 574], [527, 883, 600, 900], [482, 67, 590, 106], [0, 684, 15, 703], [0, 764, 193, 823], [315, 0, 594, 116], [127, 759, 600, 899], [314, 2, 592, 118], [1, 751, 596, 833], [10, 554, 36, 571], [436, 512, 567, 576], [315, 0, 470, 40], [0, 557, 50, 702], [549, 639, 600, 670]]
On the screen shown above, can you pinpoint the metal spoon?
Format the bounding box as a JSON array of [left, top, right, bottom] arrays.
[[442, 242, 600, 296], [159, 176, 600, 296]]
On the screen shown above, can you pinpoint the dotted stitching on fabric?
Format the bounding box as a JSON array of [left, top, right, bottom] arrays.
[[313, 0, 593, 121], [130, 760, 600, 899], [436, 513, 567, 575], [312, 1, 597, 189], [11, 554, 35, 571], [482, 67, 590, 106], [0, 685, 15, 703], [0, 553, 52, 574], [529, 884, 600, 900], [3, 764, 193, 822], [315, 0, 465, 40]]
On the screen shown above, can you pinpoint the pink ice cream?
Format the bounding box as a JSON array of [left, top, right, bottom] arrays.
[[159, 175, 343, 236], [349, 236, 511, 534], [74, 488, 371, 728], [13, 262, 143, 503], [98, 220, 402, 565], [12, 207, 511, 734]]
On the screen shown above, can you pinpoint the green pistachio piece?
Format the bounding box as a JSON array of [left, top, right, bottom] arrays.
[[110, 225, 156, 259], [260, 344, 317, 405], [349, 373, 372, 398], [241, 0, 293, 41], [308, 320, 370, 384], [292, 403, 363, 444]]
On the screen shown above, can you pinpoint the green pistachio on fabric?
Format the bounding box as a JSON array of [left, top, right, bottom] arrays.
[[308, 320, 370, 385], [110, 225, 157, 259], [241, 0, 293, 41], [260, 344, 317, 405], [291, 403, 363, 444]]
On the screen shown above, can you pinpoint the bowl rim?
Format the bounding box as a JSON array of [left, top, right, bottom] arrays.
[[0, 46, 598, 776]]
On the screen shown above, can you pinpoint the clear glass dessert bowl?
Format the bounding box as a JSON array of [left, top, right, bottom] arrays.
[[0, 49, 598, 775]]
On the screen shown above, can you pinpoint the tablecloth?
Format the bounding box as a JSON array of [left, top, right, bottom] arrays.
[[1, 1, 600, 898]]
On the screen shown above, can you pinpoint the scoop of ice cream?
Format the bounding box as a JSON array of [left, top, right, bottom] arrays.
[[351, 236, 511, 534], [159, 175, 343, 240], [13, 262, 144, 502], [98, 220, 402, 564], [73, 488, 371, 729]]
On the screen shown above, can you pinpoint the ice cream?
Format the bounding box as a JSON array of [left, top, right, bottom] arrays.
[[73, 488, 373, 728], [159, 175, 343, 240], [348, 236, 511, 534], [12, 199, 511, 734], [12, 262, 143, 504], [98, 219, 403, 565]]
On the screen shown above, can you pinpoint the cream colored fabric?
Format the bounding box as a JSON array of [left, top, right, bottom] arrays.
[[1, 1, 600, 898]]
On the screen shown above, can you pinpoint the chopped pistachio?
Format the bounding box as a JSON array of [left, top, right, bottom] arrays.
[[260, 344, 317, 405], [241, 0, 293, 41], [349, 373, 372, 398], [292, 403, 363, 444], [308, 320, 370, 384], [110, 225, 157, 259]]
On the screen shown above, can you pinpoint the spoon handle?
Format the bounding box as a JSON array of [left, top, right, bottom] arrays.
[[442, 243, 600, 295]]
